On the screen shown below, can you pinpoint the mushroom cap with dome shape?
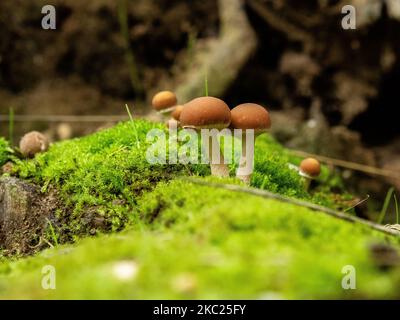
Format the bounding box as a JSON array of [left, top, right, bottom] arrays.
[[230, 103, 271, 135], [180, 97, 231, 130], [299, 158, 321, 178], [19, 131, 49, 158], [152, 91, 177, 112]]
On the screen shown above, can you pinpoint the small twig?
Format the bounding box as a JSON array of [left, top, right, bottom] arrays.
[[344, 195, 370, 212], [41, 237, 55, 249], [125, 104, 140, 147], [181, 177, 400, 237]]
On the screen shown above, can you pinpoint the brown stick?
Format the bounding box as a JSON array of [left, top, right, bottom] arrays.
[[290, 149, 400, 181]]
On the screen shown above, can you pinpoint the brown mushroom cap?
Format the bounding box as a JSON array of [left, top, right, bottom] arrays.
[[152, 91, 177, 112], [230, 103, 271, 134], [180, 97, 231, 130], [171, 105, 184, 121], [19, 131, 49, 158], [299, 158, 321, 178]]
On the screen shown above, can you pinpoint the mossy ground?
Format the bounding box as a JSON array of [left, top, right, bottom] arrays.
[[0, 120, 399, 299], [0, 137, 11, 167]]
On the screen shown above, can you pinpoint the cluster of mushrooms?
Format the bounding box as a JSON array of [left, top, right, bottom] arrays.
[[152, 90, 321, 188], [2, 94, 321, 192]]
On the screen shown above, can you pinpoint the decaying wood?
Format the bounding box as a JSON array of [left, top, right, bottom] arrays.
[[0, 177, 58, 254], [168, 0, 257, 102]]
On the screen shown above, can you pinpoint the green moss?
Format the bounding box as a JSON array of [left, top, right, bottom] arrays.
[[0, 137, 11, 166], [2, 120, 394, 298], [13, 121, 197, 235], [11, 120, 338, 238], [0, 179, 399, 299]]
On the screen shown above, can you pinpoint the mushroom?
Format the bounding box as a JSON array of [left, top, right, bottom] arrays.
[[171, 105, 184, 121], [166, 105, 184, 129], [180, 96, 231, 177], [152, 91, 178, 117], [19, 131, 49, 158], [299, 157, 321, 190], [230, 103, 271, 184]]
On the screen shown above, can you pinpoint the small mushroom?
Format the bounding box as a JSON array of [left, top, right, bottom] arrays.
[[230, 103, 271, 184], [180, 96, 231, 177], [152, 90, 178, 117], [172, 105, 184, 121], [56, 123, 73, 140], [299, 157, 321, 190], [19, 131, 49, 158], [166, 105, 184, 129]]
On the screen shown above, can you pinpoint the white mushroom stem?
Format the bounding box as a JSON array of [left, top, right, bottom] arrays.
[[236, 130, 255, 184], [207, 133, 230, 177]]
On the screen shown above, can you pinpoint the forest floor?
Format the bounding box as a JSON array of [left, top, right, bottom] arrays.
[[0, 120, 400, 299]]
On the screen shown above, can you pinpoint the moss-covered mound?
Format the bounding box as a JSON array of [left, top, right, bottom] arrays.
[[1, 180, 400, 299], [1, 120, 399, 299], [9, 120, 342, 243]]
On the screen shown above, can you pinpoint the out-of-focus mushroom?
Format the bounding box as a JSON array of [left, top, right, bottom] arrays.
[[166, 105, 184, 129], [152, 91, 178, 117], [180, 96, 231, 177], [172, 105, 184, 121], [19, 131, 49, 158], [56, 123, 73, 140], [299, 157, 321, 190], [230, 103, 271, 184]]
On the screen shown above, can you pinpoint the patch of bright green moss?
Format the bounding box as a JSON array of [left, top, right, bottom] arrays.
[[11, 120, 336, 239], [0, 137, 11, 166], [0, 179, 399, 299], [1, 120, 399, 298]]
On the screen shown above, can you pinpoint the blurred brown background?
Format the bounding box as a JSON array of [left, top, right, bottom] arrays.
[[1, 0, 400, 197]]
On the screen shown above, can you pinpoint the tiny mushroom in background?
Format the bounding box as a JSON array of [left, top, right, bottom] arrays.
[[180, 96, 231, 177], [56, 123, 73, 140], [299, 157, 321, 190], [230, 103, 271, 184], [152, 90, 178, 118], [19, 131, 49, 158]]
